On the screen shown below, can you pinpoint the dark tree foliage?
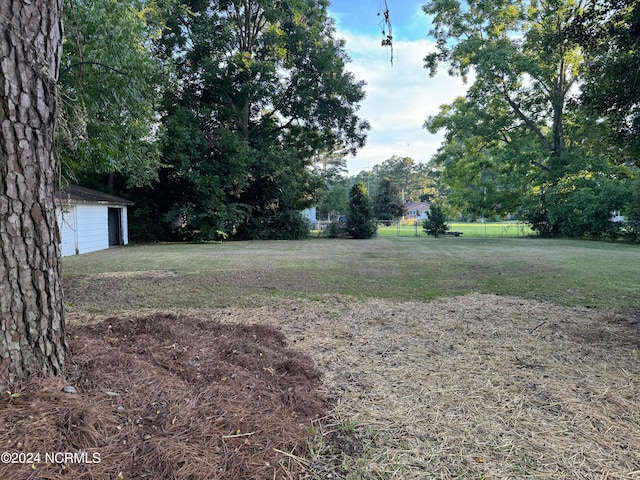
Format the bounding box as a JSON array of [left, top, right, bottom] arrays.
[[621, 179, 640, 241], [58, 0, 163, 189], [347, 182, 377, 239], [142, 0, 369, 241], [577, 0, 640, 165], [422, 204, 449, 238], [373, 177, 406, 221]]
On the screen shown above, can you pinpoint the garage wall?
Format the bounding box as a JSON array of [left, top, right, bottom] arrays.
[[57, 206, 78, 257], [58, 203, 130, 257], [76, 204, 109, 254], [122, 207, 129, 245]]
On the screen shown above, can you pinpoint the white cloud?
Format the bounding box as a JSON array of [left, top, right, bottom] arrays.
[[337, 30, 469, 174]]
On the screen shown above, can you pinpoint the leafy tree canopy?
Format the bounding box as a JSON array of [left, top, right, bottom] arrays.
[[59, 0, 164, 188], [146, 0, 369, 240], [576, 0, 640, 165], [422, 0, 639, 237]]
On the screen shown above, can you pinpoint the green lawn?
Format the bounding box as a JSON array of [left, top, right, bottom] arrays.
[[62, 237, 640, 313], [376, 221, 535, 237]]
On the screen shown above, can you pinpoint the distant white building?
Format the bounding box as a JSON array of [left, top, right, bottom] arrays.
[[611, 212, 624, 223], [55, 185, 134, 257], [302, 207, 317, 228]]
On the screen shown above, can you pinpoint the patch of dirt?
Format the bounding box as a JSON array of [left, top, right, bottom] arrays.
[[84, 270, 180, 280], [0, 313, 326, 480]]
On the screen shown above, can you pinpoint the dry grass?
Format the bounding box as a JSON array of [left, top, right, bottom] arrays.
[[66, 294, 640, 479]]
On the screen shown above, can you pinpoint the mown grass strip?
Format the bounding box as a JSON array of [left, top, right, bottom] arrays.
[[62, 237, 640, 313]]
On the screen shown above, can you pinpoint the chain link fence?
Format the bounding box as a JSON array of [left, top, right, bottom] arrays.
[[315, 219, 534, 238]]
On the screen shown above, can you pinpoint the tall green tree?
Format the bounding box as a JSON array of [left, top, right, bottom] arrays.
[[371, 156, 414, 202], [59, 0, 163, 189], [425, 94, 537, 220], [373, 177, 406, 221], [424, 0, 585, 162], [350, 157, 441, 209], [577, 0, 640, 165], [413, 162, 444, 202], [423, 0, 632, 236], [347, 182, 377, 239], [151, 0, 369, 240], [371, 156, 436, 202]]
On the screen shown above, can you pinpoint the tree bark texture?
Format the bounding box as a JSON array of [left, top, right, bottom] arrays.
[[0, 0, 66, 390]]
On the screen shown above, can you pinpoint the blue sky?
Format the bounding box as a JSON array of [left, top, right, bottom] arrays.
[[327, 0, 469, 174]]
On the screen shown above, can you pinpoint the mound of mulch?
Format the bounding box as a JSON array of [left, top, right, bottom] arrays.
[[0, 313, 327, 480]]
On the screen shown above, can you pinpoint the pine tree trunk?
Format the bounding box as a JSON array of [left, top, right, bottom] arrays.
[[0, 0, 66, 390]]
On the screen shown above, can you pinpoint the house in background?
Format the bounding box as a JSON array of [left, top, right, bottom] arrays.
[[405, 201, 431, 221], [302, 207, 317, 229], [55, 185, 134, 257]]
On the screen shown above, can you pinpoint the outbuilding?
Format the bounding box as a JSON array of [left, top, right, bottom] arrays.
[[55, 185, 134, 257]]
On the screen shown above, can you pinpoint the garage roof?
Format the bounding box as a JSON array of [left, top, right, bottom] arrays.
[[55, 185, 134, 206]]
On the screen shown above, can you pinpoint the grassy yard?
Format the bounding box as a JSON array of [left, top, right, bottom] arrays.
[[376, 221, 535, 238], [56, 237, 640, 479], [62, 236, 640, 313]]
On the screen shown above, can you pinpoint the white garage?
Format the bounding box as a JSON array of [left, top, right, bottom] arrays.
[[55, 185, 134, 257]]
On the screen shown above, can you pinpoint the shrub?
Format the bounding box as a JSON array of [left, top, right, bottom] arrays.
[[273, 211, 312, 240], [621, 178, 640, 242], [322, 220, 347, 238], [422, 204, 449, 237], [235, 210, 311, 240]]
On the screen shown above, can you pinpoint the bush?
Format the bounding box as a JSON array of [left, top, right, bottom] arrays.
[[422, 204, 449, 237], [236, 210, 311, 240], [621, 178, 640, 242], [322, 220, 348, 238], [273, 211, 312, 240], [523, 174, 631, 240]]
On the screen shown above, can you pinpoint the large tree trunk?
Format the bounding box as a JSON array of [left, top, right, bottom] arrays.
[[0, 0, 66, 390]]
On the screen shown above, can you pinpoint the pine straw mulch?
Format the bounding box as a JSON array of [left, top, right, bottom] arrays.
[[1, 314, 326, 480], [2, 293, 640, 479]]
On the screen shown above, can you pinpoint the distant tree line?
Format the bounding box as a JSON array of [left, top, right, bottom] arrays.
[[315, 155, 441, 223]]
